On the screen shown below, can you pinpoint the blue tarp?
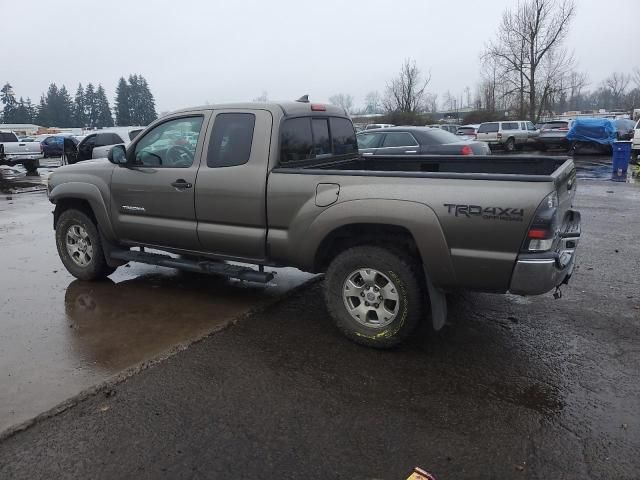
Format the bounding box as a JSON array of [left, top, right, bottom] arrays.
[[566, 118, 617, 145]]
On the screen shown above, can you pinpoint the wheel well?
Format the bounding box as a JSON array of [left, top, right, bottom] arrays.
[[53, 198, 97, 229], [314, 224, 422, 272]]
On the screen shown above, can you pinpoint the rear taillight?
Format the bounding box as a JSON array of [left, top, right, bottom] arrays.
[[311, 104, 326, 111], [461, 145, 473, 155], [558, 127, 569, 131], [525, 191, 559, 252], [497, 132, 502, 139], [473, 133, 477, 139]]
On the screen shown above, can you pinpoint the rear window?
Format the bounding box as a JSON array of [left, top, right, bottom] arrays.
[[457, 127, 475, 135], [280, 116, 357, 164], [478, 123, 498, 133], [207, 113, 256, 167], [502, 122, 519, 130], [0, 132, 17, 142]]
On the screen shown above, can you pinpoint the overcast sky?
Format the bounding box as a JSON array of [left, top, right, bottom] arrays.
[[2, 0, 638, 112]]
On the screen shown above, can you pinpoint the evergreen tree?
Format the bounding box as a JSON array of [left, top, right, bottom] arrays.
[[138, 76, 157, 125], [25, 98, 36, 123], [36, 94, 49, 126], [114, 77, 131, 126], [73, 83, 86, 127], [84, 83, 98, 127], [1, 82, 18, 123], [44, 83, 61, 125], [14, 97, 31, 123], [58, 85, 74, 126], [95, 84, 114, 127]]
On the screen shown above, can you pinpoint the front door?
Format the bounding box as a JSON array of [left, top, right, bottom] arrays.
[[110, 113, 209, 250]]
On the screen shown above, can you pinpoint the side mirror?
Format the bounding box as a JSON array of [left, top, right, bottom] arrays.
[[107, 144, 127, 165]]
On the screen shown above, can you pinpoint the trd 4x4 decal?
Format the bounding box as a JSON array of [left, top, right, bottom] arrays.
[[444, 204, 524, 222]]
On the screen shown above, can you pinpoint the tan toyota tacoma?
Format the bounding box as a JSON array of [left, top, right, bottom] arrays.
[[47, 99, 581, 348]]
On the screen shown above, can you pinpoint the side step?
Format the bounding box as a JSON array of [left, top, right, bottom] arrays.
[[110, 250, 275, 283]]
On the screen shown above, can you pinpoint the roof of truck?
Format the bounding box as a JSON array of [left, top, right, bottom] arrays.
[[168, 101, 347, 117]]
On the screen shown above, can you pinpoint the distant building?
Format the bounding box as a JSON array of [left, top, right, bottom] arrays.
[[0, 124, 42, 136]]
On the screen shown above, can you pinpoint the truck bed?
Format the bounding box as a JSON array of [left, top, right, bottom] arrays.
[[276, 154, 571, 182]]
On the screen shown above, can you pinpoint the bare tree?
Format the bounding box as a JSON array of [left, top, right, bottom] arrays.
[[383, 59, 431, 113], [424, 93, 438, 113], [328, 93, 354, 114], [483, 0, 576, 121], [603, 72, 630, 101], [633, 67, 640, 89], [363, 91, 381, 114]]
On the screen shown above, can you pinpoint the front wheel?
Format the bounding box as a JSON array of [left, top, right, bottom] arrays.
[[324, 245, 424, 348], [55, 209, 116, 281]]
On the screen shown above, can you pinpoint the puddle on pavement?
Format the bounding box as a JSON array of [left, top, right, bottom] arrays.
[[0, 193, 313, 432]]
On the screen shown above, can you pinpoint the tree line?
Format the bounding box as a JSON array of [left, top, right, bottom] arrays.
[[0, 74, 157, 128], [329, 0, 639, 124]]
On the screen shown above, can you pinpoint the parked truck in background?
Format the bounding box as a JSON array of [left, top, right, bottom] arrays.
[[0, 130, 43, 174], [47, 100, 581, 348]]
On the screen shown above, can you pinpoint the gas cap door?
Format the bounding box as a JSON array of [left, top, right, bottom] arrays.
[[315, 183, 340, 207]]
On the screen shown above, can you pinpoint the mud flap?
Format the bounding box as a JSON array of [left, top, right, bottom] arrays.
[[424, 268, 447, 331]]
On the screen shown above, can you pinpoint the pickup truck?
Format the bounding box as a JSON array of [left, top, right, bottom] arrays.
[[476, 121, 539, 152], [0, 130, 43, 173], [47, 100, 581, 348]]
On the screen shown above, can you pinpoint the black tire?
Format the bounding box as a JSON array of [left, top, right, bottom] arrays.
[[324, 245, 424, 348], [632, 151, 639, 164], [504, 137, 515, 152], [24, 159, 39, 175], [537, 143, 548, 152], [55, 209, 116, 281]]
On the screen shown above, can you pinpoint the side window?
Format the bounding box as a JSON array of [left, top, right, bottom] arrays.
[[357, 133, 382, 149], [111, 133, 124, 144], [206, 113, 256, 168], [83, 135, 97, 149], [382, 132, 418, 147], [134, 116, 204, 168], [330, 117, 358, 155], [520, 122, 527, 130], [312, 119, 331, 157], [280, 118, 313, 163]]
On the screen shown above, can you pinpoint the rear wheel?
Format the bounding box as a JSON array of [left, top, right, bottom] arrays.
[[504, 137, 515, 152], [324, 245, 423, 348], [56, 209, 116, 281]]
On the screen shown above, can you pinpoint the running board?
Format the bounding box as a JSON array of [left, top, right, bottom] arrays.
[[110, 250, 275, 283]]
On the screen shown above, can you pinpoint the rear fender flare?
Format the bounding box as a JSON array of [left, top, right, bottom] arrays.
[[300, 199, 456, 287]]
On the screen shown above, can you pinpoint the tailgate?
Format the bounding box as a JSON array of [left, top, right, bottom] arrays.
[[551, 158, 577, 222]]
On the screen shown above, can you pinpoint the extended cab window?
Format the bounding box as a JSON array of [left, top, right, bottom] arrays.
[[134, 116, 203, 168], [280, 116, 357, 164], [206, 113, 256, 167], [0, 132, 17, 142]]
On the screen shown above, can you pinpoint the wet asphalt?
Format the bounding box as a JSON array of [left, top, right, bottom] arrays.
[[0, 155, 639, 478], [0, 190, 313, 432]]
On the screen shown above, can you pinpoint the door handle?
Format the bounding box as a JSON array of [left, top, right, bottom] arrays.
[[405, 150, 417, 153], [362, 152, 374, 156], [171, 179, 193, 189]]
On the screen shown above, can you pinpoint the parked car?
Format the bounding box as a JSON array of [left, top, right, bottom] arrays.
[[427, 124, 460, 134], [613, 118, 635, 141], [566, 118, 617, 154], [364, 123, 394, 130], [537, 120, 573, 151], [0, 130, 43, 173], [456, 124, 480, 140], [476, 121, 539, 151], [41, 135, 80, 158], [47, 100, 580, 349], [632, 119, 640, 162], [74, 129, 139, 163], [357, 126, 490, 156]]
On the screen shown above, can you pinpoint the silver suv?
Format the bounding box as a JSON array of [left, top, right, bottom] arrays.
[[476, 121, 539, 151]]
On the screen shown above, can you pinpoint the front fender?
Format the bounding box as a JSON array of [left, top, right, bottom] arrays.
[[49, 182, 116, 242], [299, 199, 456, 287]]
